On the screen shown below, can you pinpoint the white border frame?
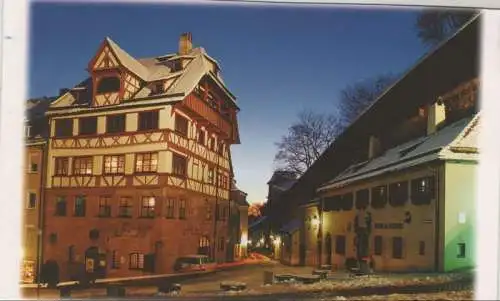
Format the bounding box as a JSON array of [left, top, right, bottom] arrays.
[[1, 0, 500, 299]]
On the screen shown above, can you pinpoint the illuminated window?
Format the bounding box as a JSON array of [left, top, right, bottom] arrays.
[[118, 197, 132, 218], [135, 153, 158, 173], [73, 157, 93, 175], [140, 196, 155, 218], [411, 176, 435, 205], [54, 157, 69, 176], [103, 155, 125, 174], [98, 196, 111, 217], [129, 252, 144, 270]]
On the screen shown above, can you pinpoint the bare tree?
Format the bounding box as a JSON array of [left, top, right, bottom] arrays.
[[274, 110, 341, 175], [415, 9, 477, 47], [338, 73, 397, 128]]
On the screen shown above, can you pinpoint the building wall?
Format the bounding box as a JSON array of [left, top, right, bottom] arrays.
[[23, 143, 45, 283], [43, 102, 234, 280], [442, 161, 477, 271], [303, 204, 320, 267], [316, 165, 442, 272], [239, 205, 249, 258], [43, 186, 229, 280]]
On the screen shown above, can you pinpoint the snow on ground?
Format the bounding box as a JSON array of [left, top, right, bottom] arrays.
[[322, 290, 474, 300]]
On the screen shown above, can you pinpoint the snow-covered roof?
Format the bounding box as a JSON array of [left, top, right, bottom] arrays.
[[49, 36, 236, 111], [318, 113, 480, 191]]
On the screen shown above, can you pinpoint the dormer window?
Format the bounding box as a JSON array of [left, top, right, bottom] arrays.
[[96, 76, 120, 94]]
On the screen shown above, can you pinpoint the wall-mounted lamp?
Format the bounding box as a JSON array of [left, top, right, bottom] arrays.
[[311, 216, 320, 228]]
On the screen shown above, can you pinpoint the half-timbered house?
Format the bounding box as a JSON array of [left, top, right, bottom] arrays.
[[42, 33, 240, 280]]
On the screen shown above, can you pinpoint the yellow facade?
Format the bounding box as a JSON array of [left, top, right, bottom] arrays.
[[305, 165, 444, 272]]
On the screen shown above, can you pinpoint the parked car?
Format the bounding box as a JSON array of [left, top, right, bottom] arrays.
[[173, 255, 217, 273]]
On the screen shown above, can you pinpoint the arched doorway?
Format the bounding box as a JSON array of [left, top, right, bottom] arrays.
[[325, 233, 332, 265], [85, 247, 106, 281]]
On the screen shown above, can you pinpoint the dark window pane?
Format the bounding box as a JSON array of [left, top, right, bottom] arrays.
[[355, 189, 369, 210], [175, 115, 189, 136], [55, 119, 73, 137], [335, 235, 346, 255], [389, 181, 409, 207], [371, 185, 388, 209], [106, 114, 126, 133], [74, 195, 86, 217], [97, 76, 120, 94], [411, 176, 435, 205], [172, 154, 187, 177], [374, 236, 383, 255], [55, 196, 67, 216], [138, 111, 159, 131], [392, 237, 403, 259], [79, 116, 97, 135]]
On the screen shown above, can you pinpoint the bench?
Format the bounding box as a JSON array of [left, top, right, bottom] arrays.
[[274, 274, 296, 283], [157, 283, 181, 295], [220, 281, 247, 291], [294, 274, 321, 284], [312, 269, 329, 279], [106, 285, 126, 297], [320, 264, 332, 271]]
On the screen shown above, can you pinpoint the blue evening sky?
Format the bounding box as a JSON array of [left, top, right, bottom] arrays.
[[29, 2, 427, 204]]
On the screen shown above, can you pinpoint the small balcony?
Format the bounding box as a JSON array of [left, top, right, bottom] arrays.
[[182, 93, 233, 141]]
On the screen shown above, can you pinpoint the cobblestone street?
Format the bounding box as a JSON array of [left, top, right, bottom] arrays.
[[22, 261, 473, 300]]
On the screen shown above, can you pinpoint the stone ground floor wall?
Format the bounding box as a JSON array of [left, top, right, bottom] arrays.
[[42, 186, 231, 281]]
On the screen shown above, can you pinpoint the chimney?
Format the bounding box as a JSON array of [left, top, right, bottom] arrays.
[[178, 32, 193, 55], [59, 88, 70, 96], [427, 98, 446, 135], [368, 135, 381, 160]]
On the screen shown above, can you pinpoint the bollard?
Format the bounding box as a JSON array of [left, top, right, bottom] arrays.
[[107, 285, 126, 297], [59, 286, 71, 298], [263, 270, 274, 285]]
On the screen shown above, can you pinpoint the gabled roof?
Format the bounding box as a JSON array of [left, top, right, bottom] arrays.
[[106, 37, 150, 80], [280, 13, 480, 205], [49, 36, 237, 111], [319, 113, 480, 191]]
